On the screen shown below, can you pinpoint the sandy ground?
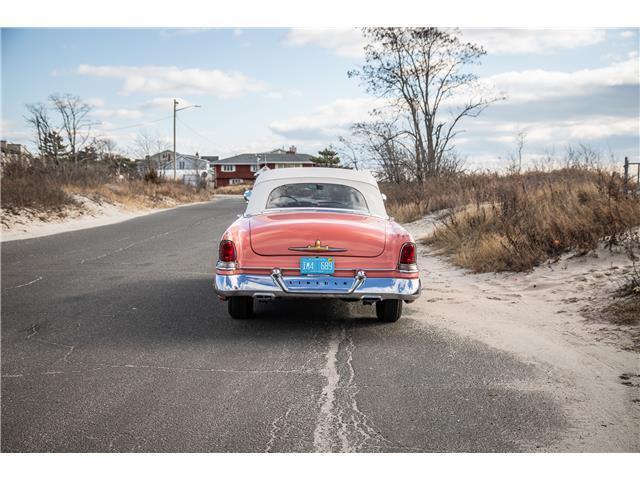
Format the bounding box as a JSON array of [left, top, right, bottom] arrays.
[[0, 195, 218, 243], [404, 214, 639, 452]]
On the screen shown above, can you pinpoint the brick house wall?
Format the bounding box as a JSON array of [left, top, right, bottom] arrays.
[[215, 163, 313, 187]]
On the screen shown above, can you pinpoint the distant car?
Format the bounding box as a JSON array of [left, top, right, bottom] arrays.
[[214, 168, 421, 321]]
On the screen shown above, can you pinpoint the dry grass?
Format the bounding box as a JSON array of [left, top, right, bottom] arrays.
[[383, 173, 509, 223], [382, 169, 618, 223], [418, 169, 640, 272], [65, 180, 213, 209], [1, 161, 214, 217], [214, 184, 250, 195]]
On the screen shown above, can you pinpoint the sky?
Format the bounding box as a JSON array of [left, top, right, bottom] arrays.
[[1, 27, 639, 169]]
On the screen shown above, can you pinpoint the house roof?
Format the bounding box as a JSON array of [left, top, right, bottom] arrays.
[[167, 154, 209, 170], [215, 152, 315, 165]]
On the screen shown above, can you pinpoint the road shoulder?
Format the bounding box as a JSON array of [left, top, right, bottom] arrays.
[[404, 214, 640, 452], [1, 196, 221, 243]]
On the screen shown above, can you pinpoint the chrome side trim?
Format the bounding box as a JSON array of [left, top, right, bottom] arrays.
[[288, 246, 348, 253], [216, 260, 237, 271], [398, 264, 419, 272]]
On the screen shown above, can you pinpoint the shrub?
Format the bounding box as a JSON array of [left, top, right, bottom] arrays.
[[144, 168, 161, 184], [422, 170, 640, 272], [1, 160, 214, 214], [0, 161, 78, 212]]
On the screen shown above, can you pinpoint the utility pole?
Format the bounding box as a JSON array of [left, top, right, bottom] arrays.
[[172, 99, 202, 182], [173, 99, 178, 181]]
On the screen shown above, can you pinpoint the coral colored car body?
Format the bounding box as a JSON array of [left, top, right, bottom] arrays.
[[214, 168, 421, 321]]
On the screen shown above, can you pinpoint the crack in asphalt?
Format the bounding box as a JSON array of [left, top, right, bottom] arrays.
[[312, 326, 342, 452], [311, 325, 392, 452], [311, 324, 421, 453], [2, 363, 319, 379], [24, 324, 76, 365], [79, 221, 204, 265], [265, 407, 292, 453], [5, 275, 43, 290]]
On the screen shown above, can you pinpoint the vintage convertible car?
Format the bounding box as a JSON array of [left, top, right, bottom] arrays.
[[214, 168, 421, 321]]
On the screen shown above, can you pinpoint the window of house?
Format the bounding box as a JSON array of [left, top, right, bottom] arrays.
[[229, 178, 244, 185], [249, 164, 259, 172], [222, 165, 236, 172], [179, 161, 185, 169], [274, 163, 302, 169]]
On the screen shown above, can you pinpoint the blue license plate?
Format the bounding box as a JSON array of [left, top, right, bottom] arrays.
[[300, 257, 335, 275]]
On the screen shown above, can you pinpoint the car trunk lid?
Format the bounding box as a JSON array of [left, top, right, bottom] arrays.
[[249, 211, 386, 257]]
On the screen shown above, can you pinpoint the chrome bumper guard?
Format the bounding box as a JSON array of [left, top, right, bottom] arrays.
[[215, 268, 421, 302]]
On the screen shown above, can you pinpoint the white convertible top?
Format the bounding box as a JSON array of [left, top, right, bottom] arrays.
[[246, 167, 388, 218], [254, 167, 378, 186]]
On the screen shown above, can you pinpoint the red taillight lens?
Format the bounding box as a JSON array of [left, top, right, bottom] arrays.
[[219, 240, 237, 262], [399, 242, 416, 265]]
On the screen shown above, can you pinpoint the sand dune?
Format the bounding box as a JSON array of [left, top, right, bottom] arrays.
[[404, 214, 639, 452]]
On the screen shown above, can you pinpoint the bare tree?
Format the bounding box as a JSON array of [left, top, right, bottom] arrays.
[[131, 130, 171, 172], [349, 28, 502, 182], [336, 136, 362, 170], [24, 103, 53, 157], [49, 93, 93, 165], [352, 120, 414, 184], [24, 103, 70, 164], [508, 129, 527, 173], [93, 137, 133, 176], [565, 143, 601, 169]]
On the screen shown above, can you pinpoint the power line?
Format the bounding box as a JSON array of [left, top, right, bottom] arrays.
[[98, 114, 173, 132], [176, 117, 221, 151]]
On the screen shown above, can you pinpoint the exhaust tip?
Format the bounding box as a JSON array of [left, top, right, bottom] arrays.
[[362, 296, 382, 305], [253, 293, 275, 302]]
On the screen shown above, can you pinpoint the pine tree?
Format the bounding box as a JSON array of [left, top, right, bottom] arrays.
[[313, 148, 341, 167], [41, 131, 68, 164]]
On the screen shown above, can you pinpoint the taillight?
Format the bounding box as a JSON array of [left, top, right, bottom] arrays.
[[398, 242, 417, 271], [219, 240, 237, 262]]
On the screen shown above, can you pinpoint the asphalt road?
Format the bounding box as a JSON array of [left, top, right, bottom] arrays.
[[1, 197, 564, 452]]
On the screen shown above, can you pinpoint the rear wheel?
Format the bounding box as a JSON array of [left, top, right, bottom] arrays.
[[376, 299, 402, 322], [228, 296, 254, 319]]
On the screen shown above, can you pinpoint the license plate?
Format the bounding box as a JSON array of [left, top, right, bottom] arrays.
[[300, 257, 335, 275]]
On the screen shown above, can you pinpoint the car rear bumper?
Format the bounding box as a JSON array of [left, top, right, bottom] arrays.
[[214, 270, 421, 302]]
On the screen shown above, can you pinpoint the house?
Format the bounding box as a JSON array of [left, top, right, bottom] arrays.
[[137, 149, 213, 184], [213, 147, 315, 187], [1, 140, 32, 165]]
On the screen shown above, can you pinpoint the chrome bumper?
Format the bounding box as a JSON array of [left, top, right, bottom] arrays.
[[214, 269, 421, 302]]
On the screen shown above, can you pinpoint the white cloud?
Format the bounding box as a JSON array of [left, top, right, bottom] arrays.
[[1, 119, 33, 147], [464, 115, 639, 147], [264, 88, 302, 100], [77, 64, 266, 98], [535, 116, 638, 142], [484, 57, 639, 103], [284, 29, 365, 58], [85, 97, 105, 108], [268, 56, 639, 145], [92, 108, 144, 119], [137, 97, 196, 110], [160, 29, 211, 38], [269, 97, 387, 139], [285, 28, 607, 59], [461, 29, 606, 54]]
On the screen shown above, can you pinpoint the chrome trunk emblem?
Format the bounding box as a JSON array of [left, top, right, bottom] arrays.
[[288, 239, 347, 253]]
